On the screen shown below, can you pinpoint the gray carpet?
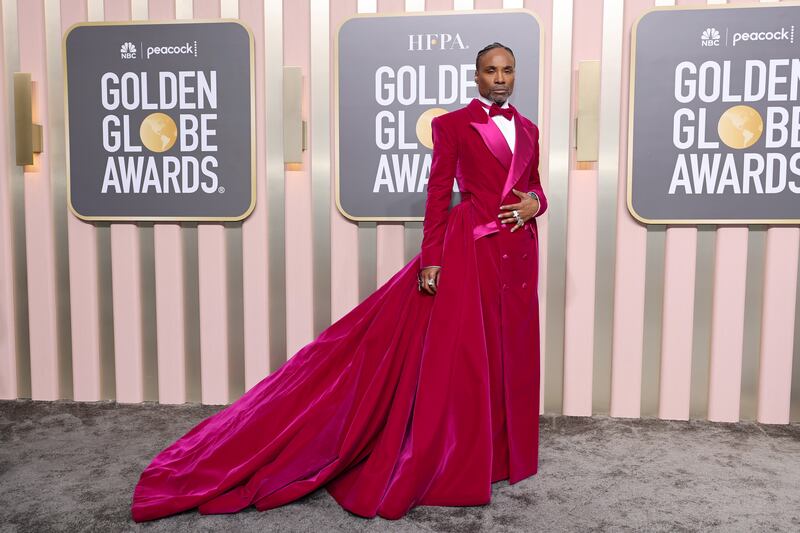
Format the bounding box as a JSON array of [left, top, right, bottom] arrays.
[[0, 399, 798, 532]]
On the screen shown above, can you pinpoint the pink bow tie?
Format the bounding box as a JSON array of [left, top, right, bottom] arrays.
[[489, 104, 513, 121], [479, 100, 513, 121]]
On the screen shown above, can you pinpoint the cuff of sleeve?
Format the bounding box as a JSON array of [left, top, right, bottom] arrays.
[[528, 191, 541, 217], [420, 249, 442, 269]]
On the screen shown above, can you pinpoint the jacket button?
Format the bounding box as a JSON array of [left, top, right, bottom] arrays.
[[503, 283, 509, 290], [502, 253, 509, 260], [522, 253, 528, 259], [522, 282, 528, 289]]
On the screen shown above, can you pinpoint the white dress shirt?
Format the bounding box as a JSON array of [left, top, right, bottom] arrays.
[[476, 93, 515, 153]]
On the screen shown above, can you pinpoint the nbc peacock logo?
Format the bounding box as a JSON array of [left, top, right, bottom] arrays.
[[120, 42, 137, 59], [700, 27, 720, 47]]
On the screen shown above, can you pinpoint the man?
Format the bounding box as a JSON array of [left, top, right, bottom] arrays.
[[415, 40, 549, 489]]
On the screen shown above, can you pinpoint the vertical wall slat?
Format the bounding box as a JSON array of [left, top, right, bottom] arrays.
[[285, 0, 313, 356], [757, 228, 799, 423], [740, 225, 766, 420], [63, 0, 100, 402], [264, 0, 286, 374], [563, 170, 598, 416], [591, 0, 624, 416], [562, 0, 603, 416], [0, 0, 24, 400], [535, 0, 569, 415], [609, 0, 653, 418], [707, 228, 748, 421], [110, 226, 146, 402], [153, 225, 187, 404], [376, 224, 405, 286], [658, 227, 697, 419], [311, 0, 331, 338], [197, 224, 229, 405], [239, 0, 271, 390], [18, 0, 63, 400], [44, 0, 74, 400], [690, 227, 715, 418]]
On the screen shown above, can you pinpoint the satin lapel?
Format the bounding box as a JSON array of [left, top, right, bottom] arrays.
[[467, 99, 512, 171], [500, 107, 534, 201]]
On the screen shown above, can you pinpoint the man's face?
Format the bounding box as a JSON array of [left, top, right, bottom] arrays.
[[474, 48, 515, 105]]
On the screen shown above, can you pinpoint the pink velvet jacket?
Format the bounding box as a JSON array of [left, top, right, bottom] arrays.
[[420, 97, 548, 269]]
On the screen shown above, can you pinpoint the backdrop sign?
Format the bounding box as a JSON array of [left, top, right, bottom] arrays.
[[64, 20, 255, 221], [629, 4, 800, 224], [335, 10, 542, 220]]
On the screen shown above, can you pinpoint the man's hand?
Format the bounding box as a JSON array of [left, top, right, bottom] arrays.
[[418, 266, 441, 295], [498, 188, 540, 232]]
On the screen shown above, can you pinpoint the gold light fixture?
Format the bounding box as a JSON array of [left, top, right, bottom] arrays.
[[14, 72, 43, 166], [283, 66, 307, 166], [576, 60, 599, 163]]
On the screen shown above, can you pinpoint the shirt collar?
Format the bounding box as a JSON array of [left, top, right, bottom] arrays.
[[476, 92, 510, 112]]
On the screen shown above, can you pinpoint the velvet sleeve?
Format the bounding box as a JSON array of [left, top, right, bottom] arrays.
[[527, 124, 548, 218], [420, 116, 458, 268]]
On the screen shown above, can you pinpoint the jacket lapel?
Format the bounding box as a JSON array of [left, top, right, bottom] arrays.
[[467, 98, 535, 201], [468, 99, 512, 170], [500, 105, 534, 201]]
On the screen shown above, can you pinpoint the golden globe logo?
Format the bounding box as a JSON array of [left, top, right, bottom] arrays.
[[99, 71, 220, 195], [669, 58, 800, 196]]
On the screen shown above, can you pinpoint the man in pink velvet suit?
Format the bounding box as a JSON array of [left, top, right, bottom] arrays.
[[131, 42, 547, 522], [416, 40, 548, 488]]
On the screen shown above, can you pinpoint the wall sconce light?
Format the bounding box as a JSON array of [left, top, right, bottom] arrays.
[[576, 60, 600, 163], [283, 66, 306, 165], [14, 72, 43, 166]]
